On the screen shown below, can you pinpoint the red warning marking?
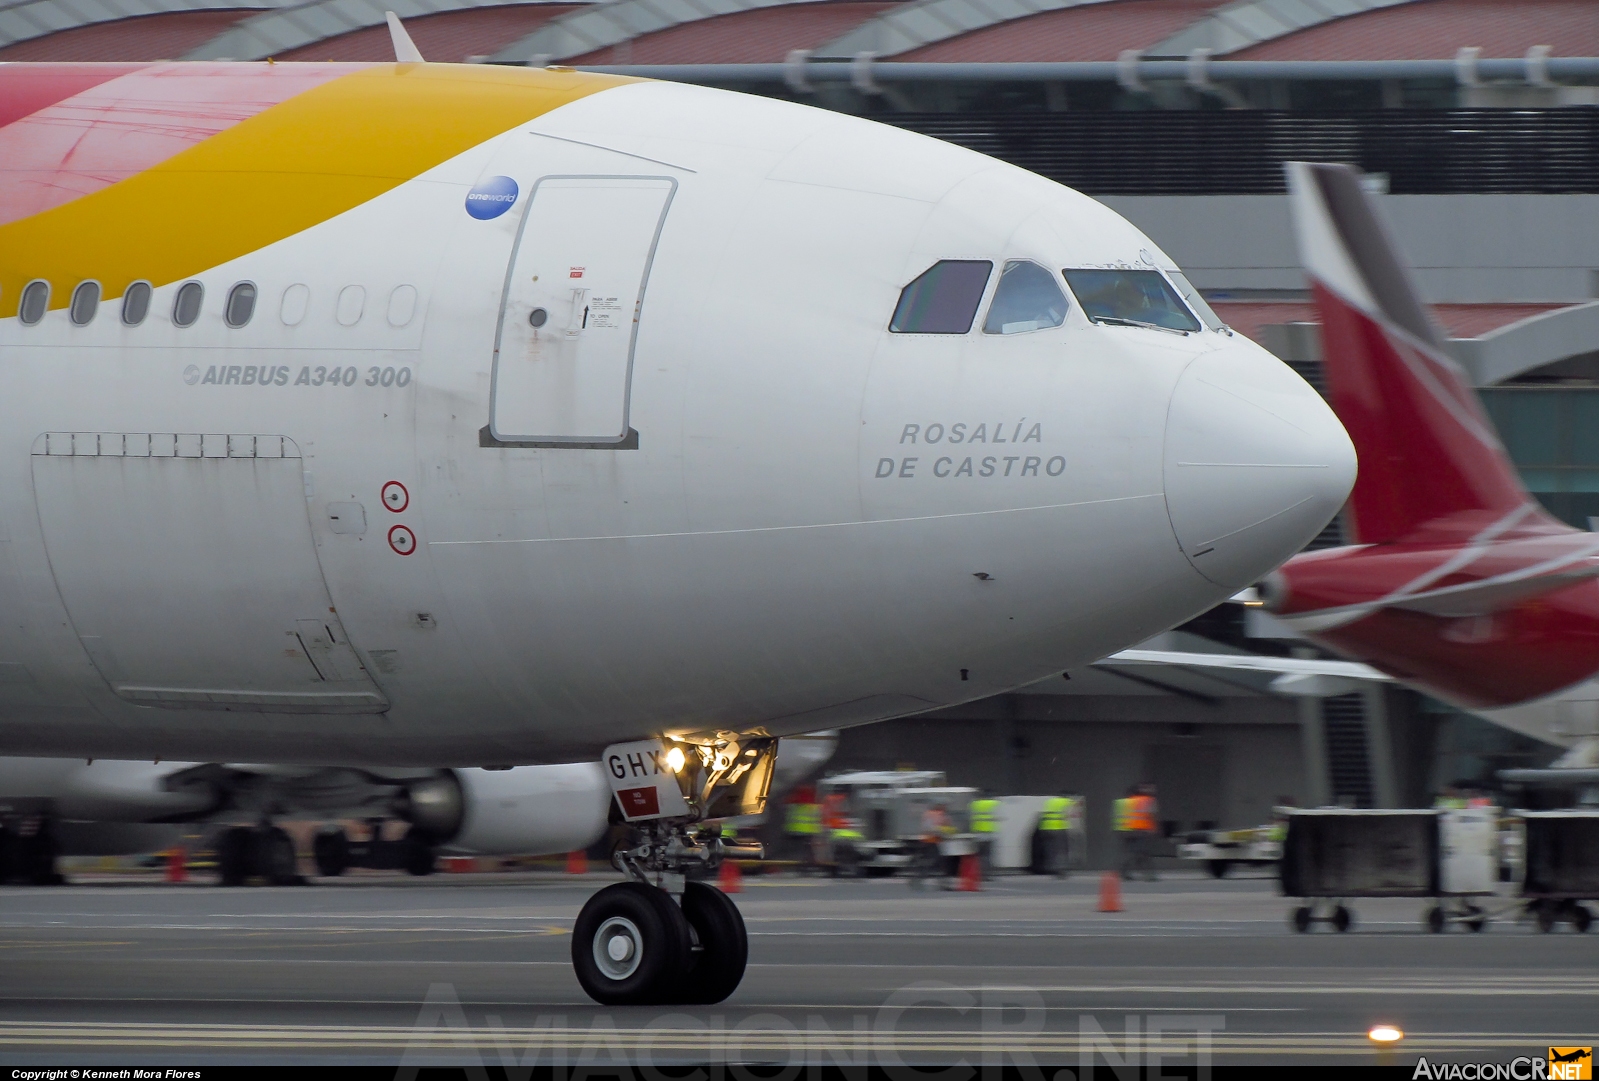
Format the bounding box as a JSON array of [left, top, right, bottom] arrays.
[[388, 525, 416, 556], [619, 786, 660, 817], [569, 267, 585, 279], [380, 480, 409, 514]]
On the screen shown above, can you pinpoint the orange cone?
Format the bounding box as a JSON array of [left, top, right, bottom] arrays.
[[565, 849, 587, 874], [718, 858, 743, 893], [956, 853, 981, 892], [165, 847, 187, 884], [1097, 870, 1123, 912]]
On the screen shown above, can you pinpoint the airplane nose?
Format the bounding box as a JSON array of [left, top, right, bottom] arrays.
[[1163, 343, 1356, 590]]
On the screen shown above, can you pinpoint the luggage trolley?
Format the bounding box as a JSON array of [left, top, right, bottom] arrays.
[[1520, 811, 1599, 933], [1279, 808, 1500, 933]]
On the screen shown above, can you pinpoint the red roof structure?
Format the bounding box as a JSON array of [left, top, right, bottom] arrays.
[[0, 10, 263, 62], [277, 5, 581, 63], [562, 2, 897, 66], [1235, 0, 1599, 62], [900, 0, 1217, 63]]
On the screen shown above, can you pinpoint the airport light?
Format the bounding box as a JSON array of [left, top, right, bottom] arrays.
[[665, 746, 687, 773], [1368, 1025, 1404, 1043]]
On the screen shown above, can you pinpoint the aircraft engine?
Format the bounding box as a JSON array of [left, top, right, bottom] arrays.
[[394, 763, 612, 857]]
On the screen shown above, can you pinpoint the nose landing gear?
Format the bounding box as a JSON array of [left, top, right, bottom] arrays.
[[573, 736, 772, 1005]]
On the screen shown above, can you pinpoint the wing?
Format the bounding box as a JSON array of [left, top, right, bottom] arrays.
[[1100, 649, 1391, 697]]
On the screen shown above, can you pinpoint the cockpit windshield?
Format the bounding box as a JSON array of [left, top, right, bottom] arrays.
[[1061, 269, 1201, 333], [983, 261, 1069, 335]]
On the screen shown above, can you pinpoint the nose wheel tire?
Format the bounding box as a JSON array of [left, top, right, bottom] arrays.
[[573, 882, 693, 1005], [677, 881, 749, 1004]]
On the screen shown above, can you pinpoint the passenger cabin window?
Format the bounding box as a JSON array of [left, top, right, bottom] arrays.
[[890, 260, 992, 334], [122, 281, 152, 326], [983, 261, 1069, 335], [173, 281, 203, 327], [19, 280, 49, 326], [225, 282, 257, 328], [70, 281, 100, 326], [1061, 269, 1201, 333]]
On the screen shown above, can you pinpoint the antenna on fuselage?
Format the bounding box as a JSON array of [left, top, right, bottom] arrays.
[[386, 11, 425, 63]]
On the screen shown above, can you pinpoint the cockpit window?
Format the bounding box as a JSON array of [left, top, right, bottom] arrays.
[[983, 261, 1069, 335], [1061, 269, 1201, 333], [1167, 270, 1226, 331], [890, 260, 992, 335]]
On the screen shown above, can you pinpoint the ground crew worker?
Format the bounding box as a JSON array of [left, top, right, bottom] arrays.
[[1130, 783, 1160, 880], [1039, 792, 1071, 878], [1116, 784, 1160, 880], [920, 803, 956, 881], [970, 793, 999, 878], [785, 795, 822, 868], [829, 814, 866, 876]]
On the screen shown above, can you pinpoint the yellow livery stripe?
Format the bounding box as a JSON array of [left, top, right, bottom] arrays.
[[0, 63, 633, 320]]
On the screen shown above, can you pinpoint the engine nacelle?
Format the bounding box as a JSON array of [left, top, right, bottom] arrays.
[[396, 764, 612, 857]]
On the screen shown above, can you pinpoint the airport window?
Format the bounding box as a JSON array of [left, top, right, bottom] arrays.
[[890, 260, 992, 334], [1482, 387, 1599, 527], [173, 281, 204, 327], [70, 281, 100, 326], [225, 282, 257, 328], [19, 280, 49, 326], [1061, 269, 1201, 333], [122, 281, 152, 326], [982, 261, 1069, 335]]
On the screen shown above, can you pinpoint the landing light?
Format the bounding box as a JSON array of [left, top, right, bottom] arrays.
[[665, 747, 686, 773], [1368, 1025, 1404, 1043]]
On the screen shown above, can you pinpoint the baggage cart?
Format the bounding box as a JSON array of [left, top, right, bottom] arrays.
[[1279, 808, 1499, 932], [1520, 811, 1599, 933]]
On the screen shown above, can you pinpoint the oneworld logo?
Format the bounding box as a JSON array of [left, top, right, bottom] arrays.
[[464, 175, 519, 220]]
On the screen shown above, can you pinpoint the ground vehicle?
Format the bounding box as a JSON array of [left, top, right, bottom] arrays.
[[1179, 821, 1285, 878]]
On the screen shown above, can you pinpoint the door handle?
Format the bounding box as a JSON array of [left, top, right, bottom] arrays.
[[567, 288, 589, 338]]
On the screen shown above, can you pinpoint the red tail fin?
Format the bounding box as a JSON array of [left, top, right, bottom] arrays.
[[1285, 162, 1533, 544]]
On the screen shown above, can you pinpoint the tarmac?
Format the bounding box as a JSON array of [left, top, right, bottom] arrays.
[[1, 865, 1595, 1068]]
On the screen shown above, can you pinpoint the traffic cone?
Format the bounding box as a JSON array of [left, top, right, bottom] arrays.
[[565, 849, 587, 874], [165, 847, 187, 884], [718, 858, 743, 893], [1097, 870, 1123, 912], [956, 853, 981, 892]]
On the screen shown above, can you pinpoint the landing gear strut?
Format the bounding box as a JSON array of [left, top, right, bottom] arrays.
[[572, 736, 774, 1005]]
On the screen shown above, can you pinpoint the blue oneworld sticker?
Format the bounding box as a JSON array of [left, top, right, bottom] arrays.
[[465, 175, 519, 220]]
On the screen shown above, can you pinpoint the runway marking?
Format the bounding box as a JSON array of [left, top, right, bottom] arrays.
[[0, 1021, 1575, 1056], [0, 924, 572, 934]]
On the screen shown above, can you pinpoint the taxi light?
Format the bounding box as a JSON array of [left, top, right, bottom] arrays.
[[665, 747, 686, 773], [1368, 1025, 1403, 1043]]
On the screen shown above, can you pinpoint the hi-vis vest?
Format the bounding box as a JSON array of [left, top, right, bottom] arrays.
[[1039, 796, 1070, 831], [1113, 796, 1135, 832], [970, 798, 999, 833], [1125, 795, 1157, 833], [786, 802, 821, 835]]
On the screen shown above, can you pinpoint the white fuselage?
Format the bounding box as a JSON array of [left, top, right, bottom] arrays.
[[0, 81, 1352, 766]]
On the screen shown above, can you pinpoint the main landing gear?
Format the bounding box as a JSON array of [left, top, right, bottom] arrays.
[[572, 736, 774, 1005]]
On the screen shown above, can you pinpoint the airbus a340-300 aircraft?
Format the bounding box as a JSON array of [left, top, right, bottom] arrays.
[[0, 32, 1354, 1004]]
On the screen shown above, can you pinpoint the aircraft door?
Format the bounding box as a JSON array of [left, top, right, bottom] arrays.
[[31, 433, 388, 714], [489, 175, 675, 446]]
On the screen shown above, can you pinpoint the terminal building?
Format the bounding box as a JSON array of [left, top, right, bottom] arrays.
[[10, 0, 1599, 864]]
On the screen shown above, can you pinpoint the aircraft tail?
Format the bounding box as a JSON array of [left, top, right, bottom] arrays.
[[1285, 162, 1535, 544]]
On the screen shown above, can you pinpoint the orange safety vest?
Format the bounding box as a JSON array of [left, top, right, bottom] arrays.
[[1126, 795, 1157, 833]]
